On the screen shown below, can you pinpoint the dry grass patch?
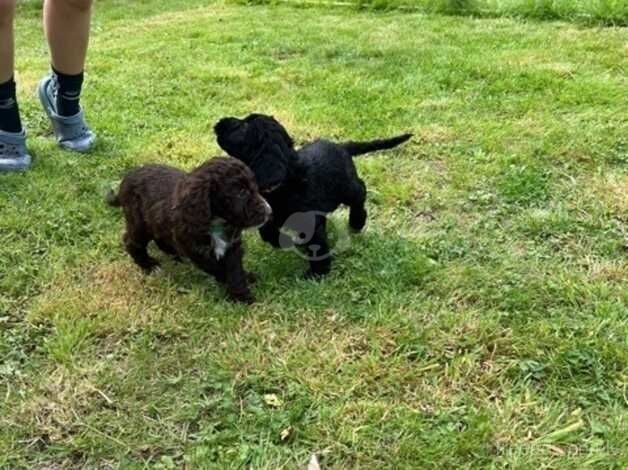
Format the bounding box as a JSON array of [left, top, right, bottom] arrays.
[[29, 261, 201, 335]]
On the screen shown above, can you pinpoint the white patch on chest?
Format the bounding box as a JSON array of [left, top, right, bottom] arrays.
[[211, 232, 229, 259]]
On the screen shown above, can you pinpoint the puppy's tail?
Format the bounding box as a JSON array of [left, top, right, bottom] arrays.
[[342, 133, 412, 157], [105, 189, 121, 207]]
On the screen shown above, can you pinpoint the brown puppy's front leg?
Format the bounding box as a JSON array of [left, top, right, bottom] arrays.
[[222, 241, 254, 304], [183, 243, 227, 282], [181, 240, 253, 303]]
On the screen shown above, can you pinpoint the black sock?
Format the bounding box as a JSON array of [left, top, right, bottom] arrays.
[[0, 78, 22, 133], [52, 66, 84, 116]]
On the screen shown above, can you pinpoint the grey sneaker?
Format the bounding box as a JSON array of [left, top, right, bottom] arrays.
[[0, 130, 32, 172], [38, 75, 96, 153]]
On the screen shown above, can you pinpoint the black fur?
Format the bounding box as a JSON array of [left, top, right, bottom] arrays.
[[215, 113, 411, 277]]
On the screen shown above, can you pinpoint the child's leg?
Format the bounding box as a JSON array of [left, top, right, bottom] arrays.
[[0, 0, 21, 134], [38, 0, 96, 152], [0, 0, 30, 172]]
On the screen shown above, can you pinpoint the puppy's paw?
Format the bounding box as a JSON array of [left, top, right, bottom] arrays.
[[303, 269, 327, 281], [349, 223, 365, 234], [228, 288, 255, 304], [140, 259, 161, 274], [234, 292, 255, 304], [349, 207, 367, 232]]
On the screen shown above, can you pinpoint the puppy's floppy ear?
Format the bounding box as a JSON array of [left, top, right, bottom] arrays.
[[251, 123, 302, 190], [267, 141, 290, 159], [172, 172, 213, 227], [252, 141, 293, 187], [266, 120, 297, 160]]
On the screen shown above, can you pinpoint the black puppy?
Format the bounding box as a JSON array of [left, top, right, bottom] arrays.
[[214, 114, 411, 277]]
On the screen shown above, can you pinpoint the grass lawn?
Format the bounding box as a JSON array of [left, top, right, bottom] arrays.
[[1, 0, 626, 467], [284, 0, 628, 26]]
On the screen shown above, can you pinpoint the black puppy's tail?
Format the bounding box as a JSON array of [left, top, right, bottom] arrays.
[[342, 133, 412, 157], [105, 189, 121, 207]]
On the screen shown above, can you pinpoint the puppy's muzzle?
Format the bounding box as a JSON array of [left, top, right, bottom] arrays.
[[215, 117, 240, 135]]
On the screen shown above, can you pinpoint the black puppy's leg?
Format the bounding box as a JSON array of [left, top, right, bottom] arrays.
[[347, 178, 367, 232], [259, 222, 282, 248], [124, 230, 159, 273], [260, 221, 297, 251], [304, 217, 332, 279], [223, 241, 254, 303]]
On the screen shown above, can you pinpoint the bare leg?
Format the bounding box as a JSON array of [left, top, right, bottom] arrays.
[[39, 0, 95, 151], [0, 0, 31, 172], [44, 0, 93, 74], [0, 1, 16, 84]]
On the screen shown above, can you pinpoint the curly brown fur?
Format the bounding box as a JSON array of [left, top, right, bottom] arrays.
[[107, 157, 272, 303], [214, 114, 411, 278]]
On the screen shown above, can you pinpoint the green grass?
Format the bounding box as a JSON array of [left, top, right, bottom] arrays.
[[1, 0, 627, 467], [245, 0, 628, 26]]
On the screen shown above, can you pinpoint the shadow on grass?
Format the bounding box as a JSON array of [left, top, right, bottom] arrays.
[[151, 224, 439, 318]]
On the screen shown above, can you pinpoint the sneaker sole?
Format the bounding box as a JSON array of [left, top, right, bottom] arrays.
[[0, 156, 32, 172]]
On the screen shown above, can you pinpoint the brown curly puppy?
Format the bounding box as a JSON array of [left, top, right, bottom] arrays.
[[106, 157, 272, 303]]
